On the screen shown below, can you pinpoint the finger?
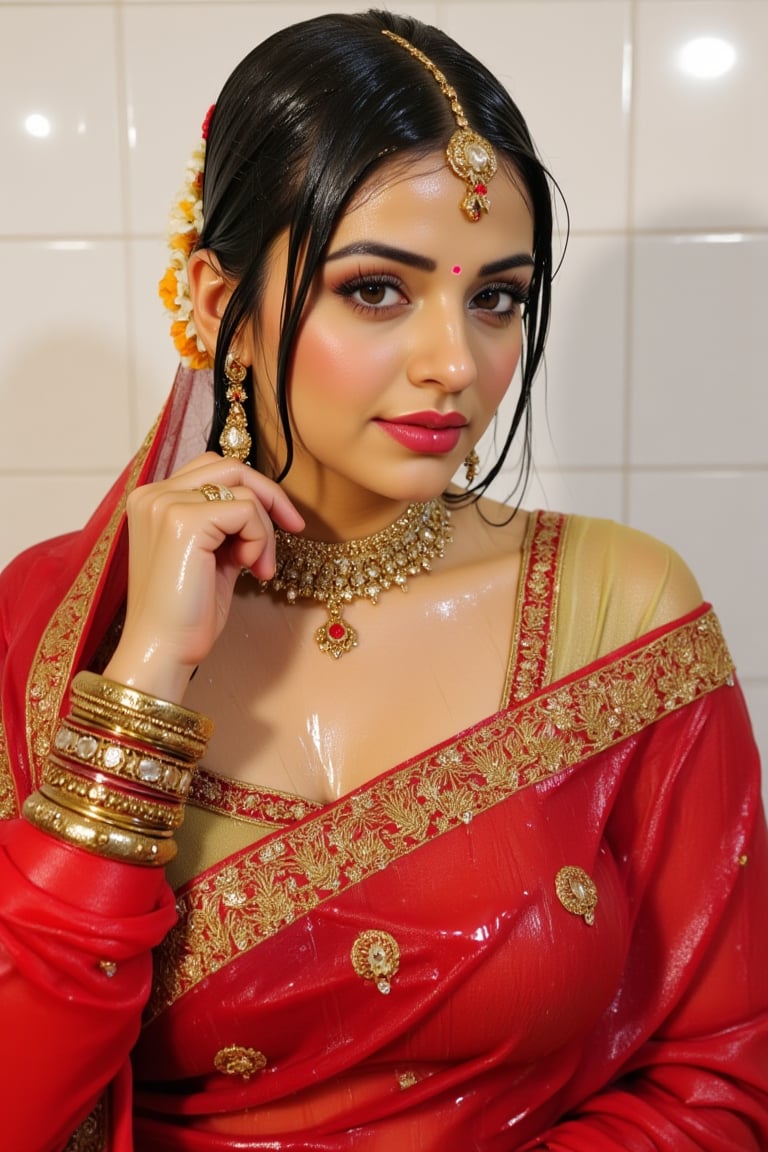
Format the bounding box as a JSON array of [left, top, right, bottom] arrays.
[[168, 453, 305, 532]]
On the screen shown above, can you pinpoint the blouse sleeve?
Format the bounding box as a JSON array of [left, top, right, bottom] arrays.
[[522, 677, 768, 1150]]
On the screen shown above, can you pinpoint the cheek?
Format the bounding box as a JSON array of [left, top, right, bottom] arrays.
[[477, 336, 524, 411], [291, 322, 398, 407]]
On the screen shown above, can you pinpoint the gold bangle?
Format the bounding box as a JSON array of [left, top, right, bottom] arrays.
[[40, 782, 176, 837], [23, 791, 177, 867], [41, 775, 183, 835], [70, 671, 213, 761], [51, 724, 195, 800]]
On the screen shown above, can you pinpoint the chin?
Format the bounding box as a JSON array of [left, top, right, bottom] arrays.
[[383, 476, 457, 506]]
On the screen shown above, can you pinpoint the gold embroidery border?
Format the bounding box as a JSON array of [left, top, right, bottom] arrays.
[[502, 510, 566, 706], [148, 608, 732, 1021], [25, 427, 157, 790], [190, 766, 323, 827], [0, 714, 17, 819]]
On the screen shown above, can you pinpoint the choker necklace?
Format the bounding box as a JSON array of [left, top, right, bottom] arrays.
[[259, 498, 453, 659]]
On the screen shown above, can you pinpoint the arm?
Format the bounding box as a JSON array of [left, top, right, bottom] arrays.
[[0, 820, 176, 1150], [0, 454, 304, 1148]]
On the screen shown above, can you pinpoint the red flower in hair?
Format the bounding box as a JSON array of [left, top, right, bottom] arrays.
[[201, 104, 215, 141]]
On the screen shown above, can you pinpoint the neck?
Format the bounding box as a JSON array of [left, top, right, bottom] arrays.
[[280, 482, 419, 544]]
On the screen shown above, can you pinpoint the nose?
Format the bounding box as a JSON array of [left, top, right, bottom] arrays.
[[406, 297, 477, 393]]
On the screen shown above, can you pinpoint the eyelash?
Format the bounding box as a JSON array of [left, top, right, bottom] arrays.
[[333, 272, 529, 323], [334, 273, 406, 316], [471, 281, 530, 323]]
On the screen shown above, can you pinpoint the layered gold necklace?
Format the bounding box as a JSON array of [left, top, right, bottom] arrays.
[[259, 498, 453, 658]]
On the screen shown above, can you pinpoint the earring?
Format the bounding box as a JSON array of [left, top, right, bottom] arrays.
[[219, 353, 252, 462], [463, 449, 480, 485]]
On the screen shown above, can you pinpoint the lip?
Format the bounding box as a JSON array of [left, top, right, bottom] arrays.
[[384, 410, 468, 430], [374, 415, 465, 455]]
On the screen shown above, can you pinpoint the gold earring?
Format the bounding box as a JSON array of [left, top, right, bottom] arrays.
[[464, 449, 480, 485], [219, 353, 252, 462]]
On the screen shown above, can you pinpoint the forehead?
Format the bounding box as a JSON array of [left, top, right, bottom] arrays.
[[333, 149, 534, 259]]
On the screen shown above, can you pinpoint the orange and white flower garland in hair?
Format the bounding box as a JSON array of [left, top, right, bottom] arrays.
[[158, 107, 215, 369]]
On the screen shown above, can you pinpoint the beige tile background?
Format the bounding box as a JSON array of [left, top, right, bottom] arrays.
[[1, 1, 765, 784]]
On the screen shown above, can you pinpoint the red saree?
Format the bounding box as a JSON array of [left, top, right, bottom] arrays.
[[1, 369, 767, 1150]]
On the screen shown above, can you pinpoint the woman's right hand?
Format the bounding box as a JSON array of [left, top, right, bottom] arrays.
[[103, 452, 304, 704]]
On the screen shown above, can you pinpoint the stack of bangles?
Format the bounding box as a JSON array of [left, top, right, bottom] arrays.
[[22, 671, 213, 867]]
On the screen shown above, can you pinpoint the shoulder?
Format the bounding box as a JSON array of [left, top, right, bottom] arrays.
[[549, 513, 704, 670], [567, 514, 702, 622]]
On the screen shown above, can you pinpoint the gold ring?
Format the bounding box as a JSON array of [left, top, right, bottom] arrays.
[[198, 483, 234, 502]]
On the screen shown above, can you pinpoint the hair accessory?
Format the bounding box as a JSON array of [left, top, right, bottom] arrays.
[[219, 353, 253, 462], [199, 483, 234, 502], [158, 106, 215, 368], [256, 499, 452, 658], [463, 449, 480, 485], [382, 30, 497, 221]]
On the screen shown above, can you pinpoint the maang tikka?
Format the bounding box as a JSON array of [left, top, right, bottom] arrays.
[[381, 30, 497, 221], [219, 353, 252, 462]]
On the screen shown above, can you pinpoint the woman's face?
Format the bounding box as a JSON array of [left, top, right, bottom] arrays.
[[251, 150, 535, 524]]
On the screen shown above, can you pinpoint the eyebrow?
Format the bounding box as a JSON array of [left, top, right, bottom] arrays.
[[324, 242, 534, 277], [479, 254, 535, 276]]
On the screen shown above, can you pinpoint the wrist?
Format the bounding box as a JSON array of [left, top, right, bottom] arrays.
[[22, 672, 213, 868], [104, 647, 198, 707]]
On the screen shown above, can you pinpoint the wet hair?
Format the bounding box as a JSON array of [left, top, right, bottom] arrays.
[[200, 8, 559, 502]]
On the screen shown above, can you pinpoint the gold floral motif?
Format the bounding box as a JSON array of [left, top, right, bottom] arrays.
[[148, 608, 732, 1020], [64, 1096, 107, 1152], [26, 425, 156, 790], [351, 929, 401, 994], [555, 865, 598, 925], [504, 511, 566, 705], [213, 1045, 267, 1079]]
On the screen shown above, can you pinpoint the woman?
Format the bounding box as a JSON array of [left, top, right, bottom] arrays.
[[1, 10, 766, 1150]]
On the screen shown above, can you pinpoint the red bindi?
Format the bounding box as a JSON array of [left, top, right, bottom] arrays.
[[452, 265, 462, 275]]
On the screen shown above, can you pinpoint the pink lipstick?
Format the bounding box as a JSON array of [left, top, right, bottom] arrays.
[[374, 411, 466, 454]]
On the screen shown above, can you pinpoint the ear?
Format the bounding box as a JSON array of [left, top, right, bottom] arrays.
[[188, 250, 252, 364]]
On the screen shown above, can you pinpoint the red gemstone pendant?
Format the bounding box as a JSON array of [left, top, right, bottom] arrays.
[[315, 606, 358, 658]]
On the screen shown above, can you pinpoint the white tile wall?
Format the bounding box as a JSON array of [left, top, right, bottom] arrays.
[[1, 2, 765, 785]]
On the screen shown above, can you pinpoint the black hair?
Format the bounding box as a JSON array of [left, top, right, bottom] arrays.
[[199, 9, 560, 503]]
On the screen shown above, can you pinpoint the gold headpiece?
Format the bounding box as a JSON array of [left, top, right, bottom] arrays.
[[382, 29, 497, 221]]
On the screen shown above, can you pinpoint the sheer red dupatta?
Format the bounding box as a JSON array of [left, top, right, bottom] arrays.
[[0, 367, 213, 1152]]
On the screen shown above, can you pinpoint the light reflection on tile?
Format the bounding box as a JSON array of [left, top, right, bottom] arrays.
[[0, 7, 122, 234], [633, 0, 768, 228]]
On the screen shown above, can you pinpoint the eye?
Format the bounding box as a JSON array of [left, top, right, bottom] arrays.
[[334, 274, 408, 315], [471, 281, 529, 321]]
